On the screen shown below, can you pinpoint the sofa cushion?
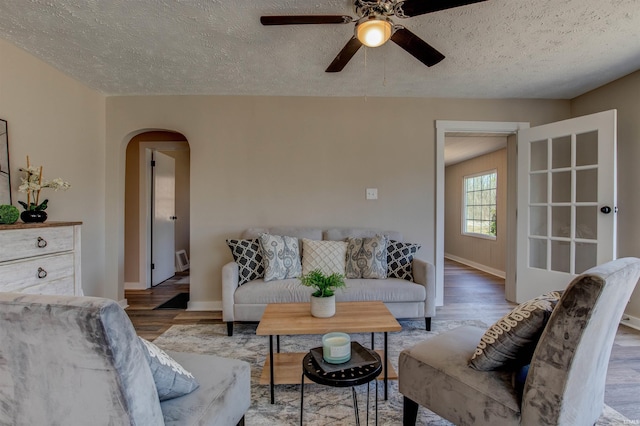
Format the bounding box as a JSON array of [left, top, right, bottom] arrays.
[[139, 338, 200, 401], [302, 238, 347, 275], [234, 278, 426, 305], [226, 238, 264, 285], [469, 291, 563, 371], [387, 240, 422, 281], [345, 235, 388, 279], [259, 233, 302, 281], [324, 227, 403, 242]]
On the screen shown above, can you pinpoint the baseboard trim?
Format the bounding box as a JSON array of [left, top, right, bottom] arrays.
[[620, 314, 640, 331], [187, 300, 222, 311], [118, 299, 129, 309], [125, 281, 148, 290], [444, 253, 506, 279]]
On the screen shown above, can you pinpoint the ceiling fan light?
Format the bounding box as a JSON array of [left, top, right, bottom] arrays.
[[356, 18, 392, 48]]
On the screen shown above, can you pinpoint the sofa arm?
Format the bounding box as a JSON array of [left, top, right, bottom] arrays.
[[412, 258, 436, 318], [222, 261, 240, 322]]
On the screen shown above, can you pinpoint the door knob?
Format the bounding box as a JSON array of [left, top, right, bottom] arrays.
[[600, 206, 612, 214]]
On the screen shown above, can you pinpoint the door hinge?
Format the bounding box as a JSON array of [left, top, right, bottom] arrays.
[[151, 160, 156, 167], [151, 263, 155, 270]]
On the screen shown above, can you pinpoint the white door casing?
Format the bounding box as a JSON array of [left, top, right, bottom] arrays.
[[516, 110, 617, 302], [152, 151, 176, 286]]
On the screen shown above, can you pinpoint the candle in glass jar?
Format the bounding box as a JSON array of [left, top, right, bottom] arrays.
[[322, 332, 351, 364]]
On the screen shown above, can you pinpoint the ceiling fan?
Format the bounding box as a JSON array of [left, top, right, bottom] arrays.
[[261, 0, 487, 72]]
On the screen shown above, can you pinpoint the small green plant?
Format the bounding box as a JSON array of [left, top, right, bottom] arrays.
[[299, 269, 346, 298]]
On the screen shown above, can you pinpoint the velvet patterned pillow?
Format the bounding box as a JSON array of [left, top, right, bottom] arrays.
[[469, 291, 563, 371], [226, 239, 264, 285], [138, 337, 199, 401], [259, 233, 302, 281], [345, 235, 388, 279], [386, 240, 421, 280], [302, 239, 347, 276]]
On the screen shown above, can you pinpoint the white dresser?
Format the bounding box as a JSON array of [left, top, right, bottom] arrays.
[[0, 222, 82, 296]]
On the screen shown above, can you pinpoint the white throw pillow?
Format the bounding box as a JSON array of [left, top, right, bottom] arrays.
[[302, 239, 347, 276]]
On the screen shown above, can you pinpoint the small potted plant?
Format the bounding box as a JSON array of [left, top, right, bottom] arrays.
[[299, 269, 346, 318]]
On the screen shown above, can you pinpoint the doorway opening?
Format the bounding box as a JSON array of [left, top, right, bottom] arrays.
[[124, 131, 191, 308], [436, 121, 530, 307]]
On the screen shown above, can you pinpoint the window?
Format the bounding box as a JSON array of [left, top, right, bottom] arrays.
[[463, 170, 497, 238]]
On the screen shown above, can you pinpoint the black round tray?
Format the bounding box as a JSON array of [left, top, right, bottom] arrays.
[[302, 347, 382, 388]]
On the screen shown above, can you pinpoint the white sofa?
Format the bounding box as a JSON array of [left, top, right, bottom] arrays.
[[222, 227, 436, 336]]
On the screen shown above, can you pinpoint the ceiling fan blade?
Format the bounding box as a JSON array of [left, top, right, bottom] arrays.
[[260, 15, 353, 25], [391, 27, 445, 67], [326, 37, 363, 72], [394, 0, 487, 18]]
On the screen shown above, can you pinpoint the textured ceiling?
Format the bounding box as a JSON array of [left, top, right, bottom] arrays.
[[0, 0, 639, 98]]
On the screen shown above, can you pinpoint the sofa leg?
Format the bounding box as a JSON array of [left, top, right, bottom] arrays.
[[403, 396, 419, 425], [236, 415, 245, 426], [227, 322, 234, 337], [425, 317, 432, 331]]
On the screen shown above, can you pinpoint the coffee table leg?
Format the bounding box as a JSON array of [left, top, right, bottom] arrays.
[[371, 332, 374, 349], [277, 335, 280, 353], [384, 332, 388, 401], [269, 335, 275, 404]]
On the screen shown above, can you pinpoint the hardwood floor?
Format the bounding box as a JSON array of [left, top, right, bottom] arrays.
[[125, 260, 640, 420], [125, 273, 220, 341]]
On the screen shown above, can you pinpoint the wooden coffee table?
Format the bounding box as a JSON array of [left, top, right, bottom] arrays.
[[256, 301, 402, 404]]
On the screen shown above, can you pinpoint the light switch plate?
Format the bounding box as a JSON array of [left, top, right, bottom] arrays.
[[366, 188, 378, 200]]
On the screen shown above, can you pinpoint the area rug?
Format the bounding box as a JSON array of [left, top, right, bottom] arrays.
[[152, 320, 630, 425]]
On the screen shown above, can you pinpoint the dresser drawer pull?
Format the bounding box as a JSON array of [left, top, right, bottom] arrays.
[[37, 237, 48, 248], [37, 268, 48, 279]]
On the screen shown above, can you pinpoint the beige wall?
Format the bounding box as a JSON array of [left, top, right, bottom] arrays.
[[0, 39, 106, 297], [124, 132, 190, 286], [445, 146, 507, 275], [571, 70, 640, 319], [105, 96, 569, 308]]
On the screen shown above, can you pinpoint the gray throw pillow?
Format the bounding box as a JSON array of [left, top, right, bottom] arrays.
[[386, 240, 421, 280], [138, 337, 200, 401], [469, 291, 563, 371], [259, 233, 302, 281], [345, 235, 388, 279], [226, 238, 264, 285]]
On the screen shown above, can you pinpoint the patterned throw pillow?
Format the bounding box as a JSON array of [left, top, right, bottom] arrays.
[[302, 239, 347, 276], [138, 337, 199, 401], [259, 234, 302, 281], [469, 291, 564, 371], [387, 240, 422, 280], [345, 235, 388, 279], [226, 239, 264, 285]]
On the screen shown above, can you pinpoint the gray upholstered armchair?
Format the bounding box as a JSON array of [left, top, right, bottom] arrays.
[[399, 257, 640, 426], [0, 293, 251, 425]]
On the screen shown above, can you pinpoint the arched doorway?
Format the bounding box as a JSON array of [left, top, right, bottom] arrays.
[[123, 131, 190, 298]]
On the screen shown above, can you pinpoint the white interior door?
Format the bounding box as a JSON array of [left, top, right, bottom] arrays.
[[152, 151, 176, 286], [516, 110, 617, 302]]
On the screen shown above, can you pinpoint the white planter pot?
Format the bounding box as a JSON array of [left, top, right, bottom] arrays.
[[310, 295, 336, 318]]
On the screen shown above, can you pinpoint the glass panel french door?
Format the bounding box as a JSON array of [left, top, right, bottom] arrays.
[[516, 110, 616, 302]]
